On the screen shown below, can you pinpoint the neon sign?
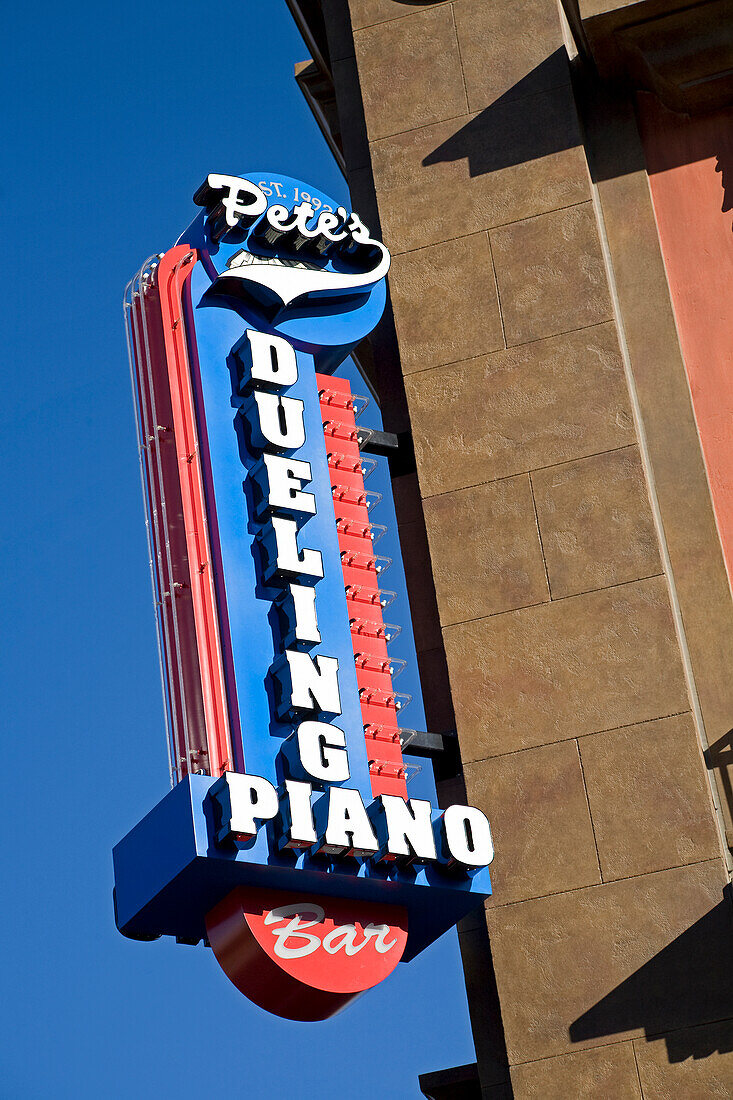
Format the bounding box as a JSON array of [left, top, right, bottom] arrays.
[[115, 173, 493, 1020]]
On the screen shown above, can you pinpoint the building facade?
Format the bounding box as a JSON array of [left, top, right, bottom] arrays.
[[285, 1, 733, 1095]]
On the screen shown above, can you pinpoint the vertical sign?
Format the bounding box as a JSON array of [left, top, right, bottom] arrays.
[[116, 173, 493, 1020]]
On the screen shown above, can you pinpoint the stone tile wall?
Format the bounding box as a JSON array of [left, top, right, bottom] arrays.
[[320, 0, 733, 1093]]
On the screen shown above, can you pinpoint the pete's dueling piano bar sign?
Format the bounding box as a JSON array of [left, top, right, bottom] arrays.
[[115, 173, 493, 1020]]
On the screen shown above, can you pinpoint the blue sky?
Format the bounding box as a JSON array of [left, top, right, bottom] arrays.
[[0, 2, 477, 1095]]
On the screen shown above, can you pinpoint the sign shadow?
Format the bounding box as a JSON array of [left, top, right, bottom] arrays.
[[569, 894, 733, 1062]]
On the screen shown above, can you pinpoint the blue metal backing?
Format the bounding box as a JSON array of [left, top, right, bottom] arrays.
[[113, 775, 491, 961], [185, 260, 372, 797]]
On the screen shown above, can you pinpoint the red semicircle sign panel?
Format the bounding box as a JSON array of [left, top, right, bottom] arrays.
[[206, 886, 408, 1021]]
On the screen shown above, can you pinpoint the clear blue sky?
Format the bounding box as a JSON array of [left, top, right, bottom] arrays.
[[0, 2, 477, 1095]]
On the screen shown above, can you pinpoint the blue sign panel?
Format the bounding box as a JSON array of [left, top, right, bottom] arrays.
[[116, 172, 493, 1020]]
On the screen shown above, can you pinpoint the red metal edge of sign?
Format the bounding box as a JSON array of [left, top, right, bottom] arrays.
[[156, 246, 233, 778], [206, 886, 408, 1021]]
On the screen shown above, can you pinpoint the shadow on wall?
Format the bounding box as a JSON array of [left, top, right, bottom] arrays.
[[423, 51, 576, 177], [420, 48, 733, 227], [717, 156, 733, 214], [637, 91, 733, 225], [570, 896, 733, 1061]]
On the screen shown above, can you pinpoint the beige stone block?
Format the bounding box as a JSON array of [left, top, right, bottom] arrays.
[[423, 475, 548, 626], [348, 0, 448, 30], [634, 1021, 733, 1098], [510, 1043, 641, 1098], [490, 203, 612, 346], [579, 713, 720, 881], [532, 446, 661, 599], [354, 7, 467, 141], [444, 575, 687, 761], [486, 859, 729, 1063], [370, 86, 589, 254], [390, 233, 504, 374], [454, 0, 570, 112], [464, 740, 600, 906], [405, 324, 633, 498]]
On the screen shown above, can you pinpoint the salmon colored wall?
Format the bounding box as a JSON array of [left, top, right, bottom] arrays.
[[637, 94, 733, 592]]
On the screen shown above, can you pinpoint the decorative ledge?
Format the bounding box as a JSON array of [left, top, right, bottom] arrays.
[[563, 0, 733, 113]]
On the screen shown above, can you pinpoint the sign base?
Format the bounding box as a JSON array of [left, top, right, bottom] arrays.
[[206, 886, 408, 1020], [113, 775, 491, 962]]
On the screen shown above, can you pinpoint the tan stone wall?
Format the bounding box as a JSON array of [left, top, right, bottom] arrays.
[[320, 0, 733, 1094]]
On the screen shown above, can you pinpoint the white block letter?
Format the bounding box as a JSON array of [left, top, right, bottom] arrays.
[[280, 583, 321, 647], [257, 453, 315, 518], [297, 721, 350, 782], [282, 780, 317, 847], [320, 787, 379, 858], [213, 772, 279, 844], [265, 516, 323, 581], [444, 805, 494, 868], [379, 795, 437, 863], [241, 329, 298, 389], [246, 392, 305, 451], [275, 650, 340, 716]]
